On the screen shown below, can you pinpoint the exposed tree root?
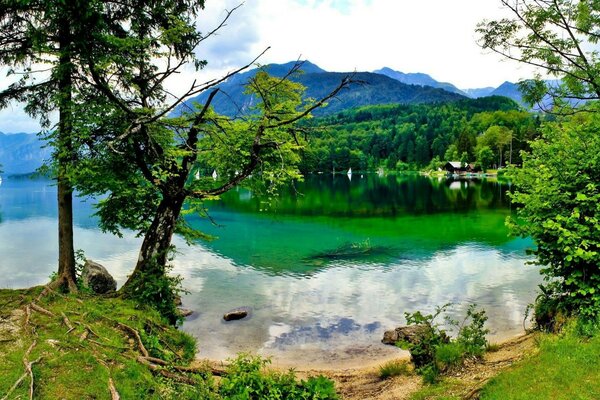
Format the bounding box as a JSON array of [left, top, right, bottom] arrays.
[[47, 275, 78, 294], [109, 377, 120, 400], [30, 303, 55, 317], [1, 341, 41, 400], [61, 312, 75, 333], [137, 356, 198, 386], [115, 322, 149, 357]]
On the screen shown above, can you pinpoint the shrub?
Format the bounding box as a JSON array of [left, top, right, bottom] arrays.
[[457, 304, 490, 357], [398, 304, 490, 383], [508, 108, 600, 321], [219, 354, 339, 400]]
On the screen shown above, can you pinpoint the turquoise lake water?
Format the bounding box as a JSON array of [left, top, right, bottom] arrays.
[[0, 174, 540, 367]]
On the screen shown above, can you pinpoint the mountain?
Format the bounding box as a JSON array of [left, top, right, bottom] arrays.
[[462, 87, 495, 98], [373, 67, 467, 96], [489, 81, 523, 104], [180, 61, 467, 117], [0, 132, 50, 175]]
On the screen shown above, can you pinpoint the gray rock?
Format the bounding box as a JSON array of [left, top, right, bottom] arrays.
[[223, 307, 251, 321], [382, 324, 436, 345], [81, 260, 117, 294]]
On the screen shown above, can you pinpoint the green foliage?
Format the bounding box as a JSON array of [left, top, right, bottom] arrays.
[[379, 360, 411, 379], [508, 107, 600, 320], [219, 354, 339, 400], [399, 304, 452, 372], [399, 304, 490, 383], [456, 304, 490, 357], [477, 146, 495, 171]]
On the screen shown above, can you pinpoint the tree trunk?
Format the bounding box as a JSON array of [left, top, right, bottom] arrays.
[[50, 12, 77, 292], [121, 193, 186, 292]]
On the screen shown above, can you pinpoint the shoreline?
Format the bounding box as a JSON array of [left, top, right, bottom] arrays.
[[196, 329, 530, 372]]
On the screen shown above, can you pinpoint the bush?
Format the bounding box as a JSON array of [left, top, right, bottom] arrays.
[[398, 304, 490, 383], [219, 354, 339, 400]]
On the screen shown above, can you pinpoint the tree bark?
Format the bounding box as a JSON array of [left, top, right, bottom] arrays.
[[121, 193, 186, 291], [51, 11, 77, 292]]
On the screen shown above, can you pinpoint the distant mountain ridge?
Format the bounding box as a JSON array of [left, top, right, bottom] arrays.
[[180, 61, 467, 117], [373, 67, 468, 96], [0, 132, 50, 175]]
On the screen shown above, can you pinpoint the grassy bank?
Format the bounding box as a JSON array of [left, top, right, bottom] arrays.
[[0, 287, 337, 399], [410, 324, 600, 400]]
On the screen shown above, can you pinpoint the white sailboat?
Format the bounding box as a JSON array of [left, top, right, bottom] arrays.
[[347, 167, 352, 175], [212, 170, 218, 180], [194, 171, 200, 180]]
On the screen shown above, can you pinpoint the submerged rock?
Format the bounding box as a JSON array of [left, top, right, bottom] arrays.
[[81, 260, 117, 294], [178, 308, 194, 318], [223, 307, 251, 321]]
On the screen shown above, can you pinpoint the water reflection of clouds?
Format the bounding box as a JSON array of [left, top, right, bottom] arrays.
[[176, 241, 540, 365]]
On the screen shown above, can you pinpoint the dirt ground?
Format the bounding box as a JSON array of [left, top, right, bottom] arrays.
[[292, 334, 538, 400]]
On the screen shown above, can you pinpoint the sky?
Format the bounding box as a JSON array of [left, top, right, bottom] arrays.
[[0, 0, 536, 133]]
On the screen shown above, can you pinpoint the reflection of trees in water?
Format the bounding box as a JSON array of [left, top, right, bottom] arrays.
[[218, 175, 513, 217]]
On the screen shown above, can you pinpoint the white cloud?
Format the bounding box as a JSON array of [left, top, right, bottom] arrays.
[[206, 0, 536, 89]]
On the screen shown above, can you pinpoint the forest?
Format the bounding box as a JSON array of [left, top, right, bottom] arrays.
[[300, 96, 541, 173]]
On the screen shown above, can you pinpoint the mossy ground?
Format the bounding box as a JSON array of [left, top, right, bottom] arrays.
[[0, 287, 214, 399]]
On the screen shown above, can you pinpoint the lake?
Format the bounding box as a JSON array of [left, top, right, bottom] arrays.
[[0, 174, 540, 368]]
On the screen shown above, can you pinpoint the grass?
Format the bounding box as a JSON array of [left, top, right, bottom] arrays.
[[480, 328, 600, 400], [379, 360, 411, 379], [0, 287, 338, 399], [409, 323, 600, 400]]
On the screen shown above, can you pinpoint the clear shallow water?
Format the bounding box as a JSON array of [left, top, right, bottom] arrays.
[[0, 174, 540, 368]]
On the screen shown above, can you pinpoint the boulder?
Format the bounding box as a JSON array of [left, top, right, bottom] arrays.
[[382, 324, 434, 345], [223, 307, 251, 321], [81, 260, 117, 294]]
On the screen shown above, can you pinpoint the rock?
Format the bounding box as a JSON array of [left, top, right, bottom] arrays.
[[382, 324, 435, 345], [223, 307, 251, 321], [81, 260, 117, 294], [178, 308, 193, 317]]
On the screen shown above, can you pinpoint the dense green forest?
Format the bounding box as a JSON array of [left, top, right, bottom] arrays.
[[300, 96, 541, 173]]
